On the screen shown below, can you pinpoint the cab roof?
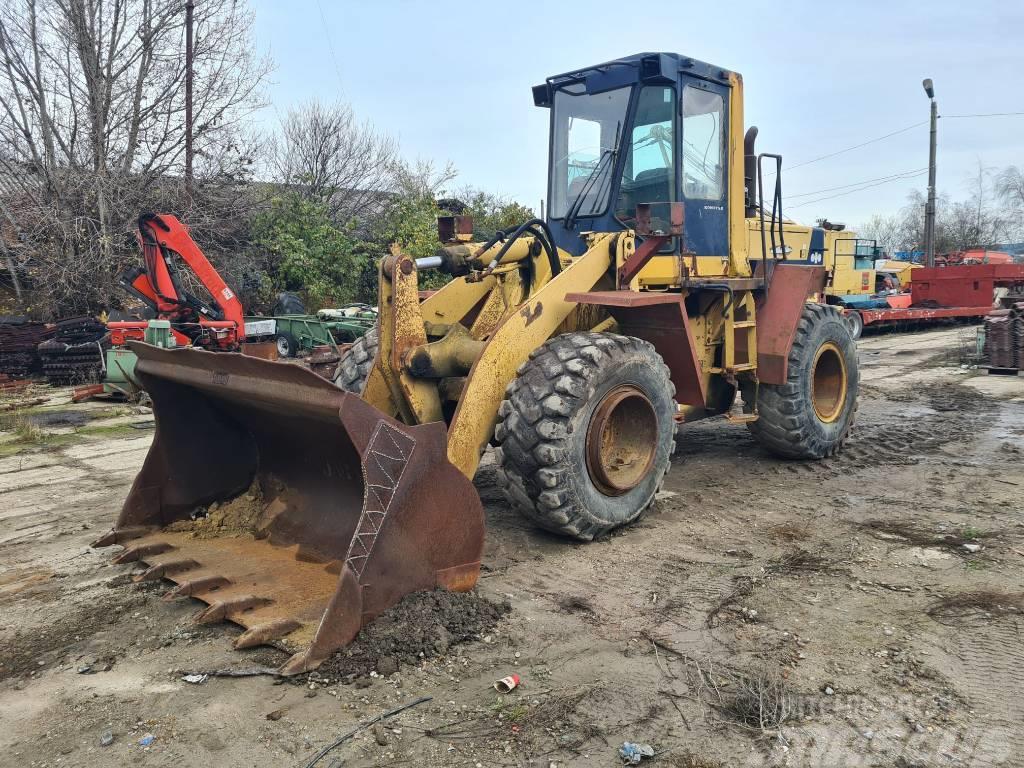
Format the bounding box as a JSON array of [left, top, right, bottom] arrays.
[[533, 52, 735, 107]]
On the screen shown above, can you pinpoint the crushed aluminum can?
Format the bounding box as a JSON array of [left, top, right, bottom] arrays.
[[493, 673, 520, 693]]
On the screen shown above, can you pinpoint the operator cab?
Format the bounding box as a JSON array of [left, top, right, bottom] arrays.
[[534, 53, 734, 260]]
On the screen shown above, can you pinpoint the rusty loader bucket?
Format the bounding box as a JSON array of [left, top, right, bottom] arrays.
[[93, 343, 484, 674]]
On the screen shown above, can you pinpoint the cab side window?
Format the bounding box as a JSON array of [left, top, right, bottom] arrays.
[[682, 86, 724, 200]]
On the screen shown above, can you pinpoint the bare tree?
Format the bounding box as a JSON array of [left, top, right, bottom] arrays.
[[272, 100, 400, 224], [392, 158, 457, 200], [943, 163, 1008, 251], [996, 166, 1024, 209], [860, 161, 1021, 260], [858, 213, 905, 257], [0, 0, 271, 315], [995, 165, 1024, 241]]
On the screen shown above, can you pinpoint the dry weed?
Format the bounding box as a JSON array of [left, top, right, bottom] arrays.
[[557, 594, 595, 614], [927, 590, 1024, 619], [680, 655, 794, 732], [766, 522, 812, 542], [768, 548, 843, 574], [862, 519, 994, 553]]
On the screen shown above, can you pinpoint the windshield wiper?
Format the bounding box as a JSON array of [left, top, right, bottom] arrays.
[[564, 148, 615, 229], [564, 121, 620, 230]]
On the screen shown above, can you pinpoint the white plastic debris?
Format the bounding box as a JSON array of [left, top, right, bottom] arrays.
[[619, 742, 655, 764]]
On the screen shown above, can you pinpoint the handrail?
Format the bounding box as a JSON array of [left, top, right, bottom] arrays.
[[755, 153, 785, 293]]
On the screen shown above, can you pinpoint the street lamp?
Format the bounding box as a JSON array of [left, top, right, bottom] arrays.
[[922, 78, 937, 268]]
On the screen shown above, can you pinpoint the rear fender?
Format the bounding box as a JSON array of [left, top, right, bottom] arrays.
[[755, 265, 827, 385]]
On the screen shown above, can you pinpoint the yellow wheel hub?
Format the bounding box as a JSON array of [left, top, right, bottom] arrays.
[[811, 342, 848, 423], [585, 385, 658, 497]]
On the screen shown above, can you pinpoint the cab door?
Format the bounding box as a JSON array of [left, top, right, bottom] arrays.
[[679, 77, 729, 256]]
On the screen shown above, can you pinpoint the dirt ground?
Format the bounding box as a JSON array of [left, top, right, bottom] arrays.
[[1, 325, 1023, 768]]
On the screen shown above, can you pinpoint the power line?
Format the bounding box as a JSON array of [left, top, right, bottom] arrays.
[[942, 111, 1024, 119], [314, 0, 346, 96], [787, 167, 928, 199], [765, 109, 1024, 213], [780, 112, 1024, 173], [787, 169, 927, 209], [782, 120, 928, 173]]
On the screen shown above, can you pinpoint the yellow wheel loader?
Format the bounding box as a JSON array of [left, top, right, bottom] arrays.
[[95, 52, 858, 674]]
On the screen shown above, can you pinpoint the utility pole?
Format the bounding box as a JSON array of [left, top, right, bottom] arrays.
[[185, 0, 195, 200], [922, 78, 937, 268]]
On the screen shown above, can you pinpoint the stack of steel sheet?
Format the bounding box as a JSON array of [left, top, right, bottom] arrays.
[[1014, 302, 1024, 369], [0, 319, 53, 377], [37, 316, 110, 384], [984, 302, 1024, 369]]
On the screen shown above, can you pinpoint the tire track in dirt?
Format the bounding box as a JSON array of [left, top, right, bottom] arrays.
[[674, 382, 996, 468], [808, 384, 999, 474], [948, 618, 1024, 764]]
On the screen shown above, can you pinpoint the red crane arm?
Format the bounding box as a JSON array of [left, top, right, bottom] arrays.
[[136, 214, 245, 330]]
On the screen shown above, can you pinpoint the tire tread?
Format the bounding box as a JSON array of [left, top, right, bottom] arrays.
[[496, 332, 674, 541], [748, 304, 858, 459], [333, 326, 379, 393]]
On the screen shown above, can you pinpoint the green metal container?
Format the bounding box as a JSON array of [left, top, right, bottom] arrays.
[[244, 306, 377, 358]]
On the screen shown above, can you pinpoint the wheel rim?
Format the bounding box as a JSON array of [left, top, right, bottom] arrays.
[[846, 313, 862, 337], [276, 336, 290, 357], [585, 385, 658, 497], [811, 342, 848, 423]]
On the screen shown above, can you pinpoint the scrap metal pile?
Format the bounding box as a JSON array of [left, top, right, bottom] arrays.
[[37, 316, 110, 384], [0, 318, 53, 378], [984, 301, 1024, 370]]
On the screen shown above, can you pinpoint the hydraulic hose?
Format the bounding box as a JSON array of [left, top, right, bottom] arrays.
[[491, 219, 561, 278], [416, 219, 561, 288], [696, 283, 735, 317]]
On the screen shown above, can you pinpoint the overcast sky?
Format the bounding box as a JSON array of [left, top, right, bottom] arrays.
[[250, 0, 1023, 231]]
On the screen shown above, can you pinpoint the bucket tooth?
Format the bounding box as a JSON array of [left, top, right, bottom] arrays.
[[194, 595, 271, 625], [162, 575, 230, 600], [132, 558, 199, 582], [234, 619, 302, 649], [92, 526, 155, 548], [279, 650, 319, 676], [113, 541, 174, 564]]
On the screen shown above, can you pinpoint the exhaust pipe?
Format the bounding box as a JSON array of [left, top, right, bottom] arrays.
[[744, 126, 759, 218]]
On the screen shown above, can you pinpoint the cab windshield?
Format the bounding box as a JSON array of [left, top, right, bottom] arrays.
[[549, 84, 631, 219]]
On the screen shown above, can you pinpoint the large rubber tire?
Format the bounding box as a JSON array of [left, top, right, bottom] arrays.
[[494, 332, 676, 541], [845, 309, 864, 340], [272, 291, 306, 316], [747, 303, 858, 459], [333, 326, 378, 393]]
